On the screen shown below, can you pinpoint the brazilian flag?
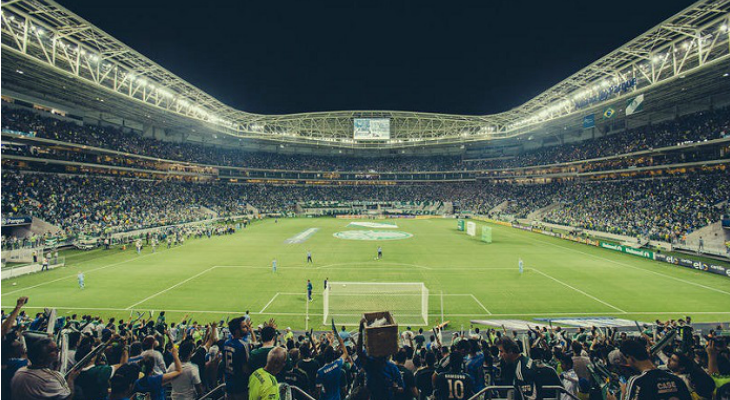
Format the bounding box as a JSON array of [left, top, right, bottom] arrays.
[[603, 107, 615, 119]]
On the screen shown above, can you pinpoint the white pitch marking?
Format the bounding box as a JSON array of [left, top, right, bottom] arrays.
[[531, 236, 730, 297], [125, 267, 216, 310], [470, 294, 492, 315], [259, 293, 281, 313], [7, 306, 730, 318], [531, 268, 627, 314], [3, 252, 163, 296]]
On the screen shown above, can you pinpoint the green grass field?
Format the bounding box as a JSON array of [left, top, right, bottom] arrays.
[[3, 218, 730, 329]]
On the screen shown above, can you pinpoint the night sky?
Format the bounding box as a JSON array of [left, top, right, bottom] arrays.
[[63, 0, 693, 115]]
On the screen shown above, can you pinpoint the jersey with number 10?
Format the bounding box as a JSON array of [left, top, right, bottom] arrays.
[[435, 372, 474, 400]]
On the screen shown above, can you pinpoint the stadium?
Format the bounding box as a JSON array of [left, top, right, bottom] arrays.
[[1, 0, 730, 399]]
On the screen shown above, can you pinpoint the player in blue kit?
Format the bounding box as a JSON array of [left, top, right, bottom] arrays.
[[307, 279, 313, 302], [518, 258, 524, 275], [78, 271, 85, 289]]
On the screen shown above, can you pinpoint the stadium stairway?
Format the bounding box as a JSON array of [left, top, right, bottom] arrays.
[[680, 221, 730, 258], [247, 204, 261, 218], [488, 200, 511, 215], [524, 202, 563, 222], [29, 217, 63, 237]]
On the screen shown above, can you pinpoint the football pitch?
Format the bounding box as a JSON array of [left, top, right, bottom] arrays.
[[3, 218, 730, 329]]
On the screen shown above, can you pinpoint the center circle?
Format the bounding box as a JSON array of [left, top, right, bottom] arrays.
[[333, 230, 413, 241]]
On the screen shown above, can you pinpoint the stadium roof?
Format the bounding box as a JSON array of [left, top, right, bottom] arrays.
[[1, 0, 730, 148]]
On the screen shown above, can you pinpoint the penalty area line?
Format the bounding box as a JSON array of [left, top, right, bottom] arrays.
[[470, 294, 492, 315], [259, 293, 281, 314], [531, 268, 627, 314], [125, 267, 216, 310]]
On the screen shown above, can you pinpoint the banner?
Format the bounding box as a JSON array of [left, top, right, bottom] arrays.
[[1, 216, 32, 226], [599, 241, 654, 259], [582, 114, 595, 128], [2, 128, 36, 137], [466, 221, 476, 237], [457, 219, 465, 231], [654, 254, 730, 277], [481, 226, 492, 243], [626, 94, 645, 115]]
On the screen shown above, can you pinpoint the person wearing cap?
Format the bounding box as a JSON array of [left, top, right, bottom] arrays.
[[606, 339, 691, 400], [284, 327, 294, 343]]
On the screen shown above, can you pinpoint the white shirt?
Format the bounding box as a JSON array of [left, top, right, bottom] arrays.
[[141, 349, 167, 375], [167, 361, 201, 400]]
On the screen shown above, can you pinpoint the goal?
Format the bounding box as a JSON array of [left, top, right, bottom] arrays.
[[323, 282, 429, 326]]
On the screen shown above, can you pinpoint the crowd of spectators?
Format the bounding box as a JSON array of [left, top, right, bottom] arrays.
[[3, 169, 728, 243], [541, 172, 730, 241], [3, 105, 729, 174], [2, 296, 729, 400], [468, 106, 730, 170]]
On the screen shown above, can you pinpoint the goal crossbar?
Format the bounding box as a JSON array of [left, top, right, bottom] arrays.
[[323, 281, 429, 326]]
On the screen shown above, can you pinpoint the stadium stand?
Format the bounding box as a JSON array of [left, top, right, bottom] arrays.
[[3, 105, 728, 174]]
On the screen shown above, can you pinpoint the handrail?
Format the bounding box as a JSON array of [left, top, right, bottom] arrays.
[[467, 384, 581, 400], [279, 382, 315, 400], [284, 384, 317, 400], [196, 384, 226, 400]]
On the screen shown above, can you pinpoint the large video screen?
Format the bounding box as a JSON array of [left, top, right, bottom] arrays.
[[353, 118, 390, 140]]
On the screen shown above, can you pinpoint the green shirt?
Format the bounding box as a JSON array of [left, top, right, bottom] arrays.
[[249, 368, 279, 400]]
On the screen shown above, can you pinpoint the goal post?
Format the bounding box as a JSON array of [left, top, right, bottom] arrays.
[[323, 282, 429, 326]]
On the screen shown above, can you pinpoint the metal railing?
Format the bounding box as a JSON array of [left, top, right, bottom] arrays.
[[196, 384, 226, 400], [467, 385, 581, 400], [279, 384, 316, 400]]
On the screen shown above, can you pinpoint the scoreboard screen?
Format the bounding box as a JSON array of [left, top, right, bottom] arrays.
[[353, 118, 390, 140]]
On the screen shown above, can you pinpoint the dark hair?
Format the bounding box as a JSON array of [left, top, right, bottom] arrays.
[[322, 346, 336, 364], [560, 354, 574, 369], [228, 317, 244, 336], [110, 364, 141, 395], [394, 349, 407, 364], [620, 339, 649, 361], [75, 343, 93, 362], [179, 341, 195, 361], [496, 336, 520, 355], [67, 332, 81, 349], [261, 326, 277, 342], [27, 338, 57, 366], [425, 351, 437, 367], [571, 341, 583, 355], [449, 351, 464, 372], [129, 341, 143, 357], [299, 345, 311, 359]]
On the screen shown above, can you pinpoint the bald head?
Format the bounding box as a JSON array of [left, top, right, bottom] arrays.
[[265, 347, 288, 375]]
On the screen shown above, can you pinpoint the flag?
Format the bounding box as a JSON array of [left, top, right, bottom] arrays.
[[626, 94, 645, 115], [582, 114, 595, 129], [603, 107, 615, 119]]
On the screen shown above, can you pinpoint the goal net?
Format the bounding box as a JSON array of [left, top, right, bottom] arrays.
[[323, 282, 429, 326]]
